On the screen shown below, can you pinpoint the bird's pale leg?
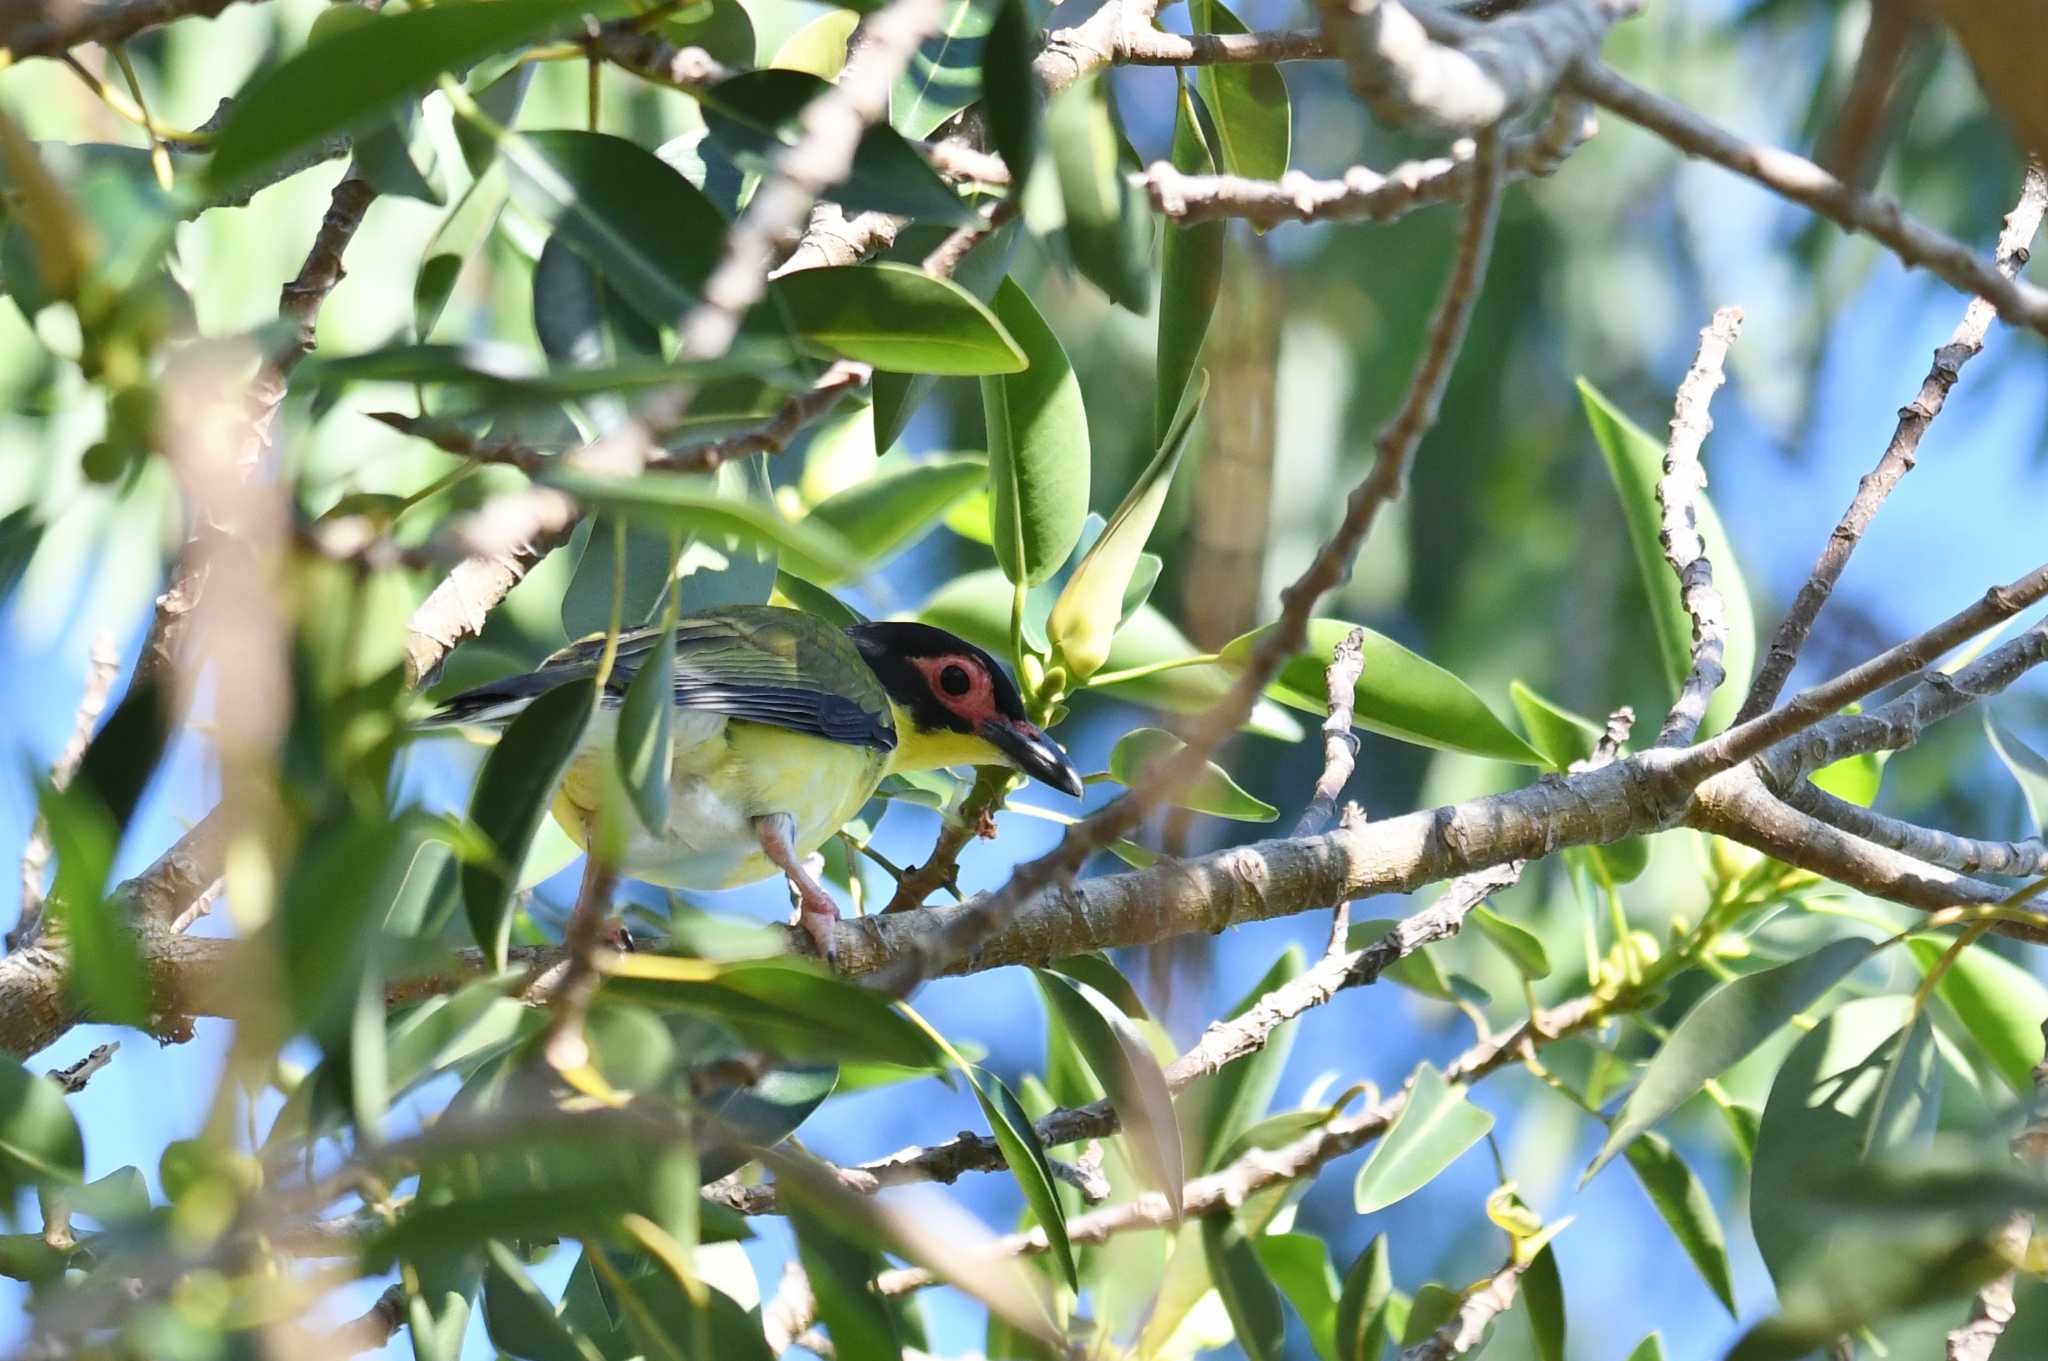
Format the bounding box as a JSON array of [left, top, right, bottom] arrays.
[[755, 813, 839, 962]]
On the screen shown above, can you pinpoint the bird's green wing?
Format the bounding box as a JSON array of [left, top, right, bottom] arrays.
[[551, 605, 895, 751]]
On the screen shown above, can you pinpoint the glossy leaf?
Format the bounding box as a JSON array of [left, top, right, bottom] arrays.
[[1190, 0, 1290, 182], [982, 0, 1042, 187], [1158, 79, 1224, 445], [1229, 619, 1545, 765], [1587, 935, 1874, 1179], [871, 220, 1017, 452], [208, 0, 621, 192], [1202, 1214, 1287, 1361], [548, 469, 860, 584], [1471, 905, 1550, 980], [894, 0, 992, 138], [1034, 970, 1184, 1217], [616, 609, 677, 836], [1524, 1242, 1566, 1361], [1334, 1234, 1394, 1361], [1107, 726, 1277, 822], [1050, 371, 1207, 681], [974, 1065, 1078, 1291], [1578, 378, 1756, 738], [1508, 680, 1649, 883], [1255, 1233, 1341, 1361], [460, 680, 593, 969], [493, 129, 727, 333], [1188, 945, 1306, 1171], [1046, 75, 1149, 311], [1354, 1064, 1493, 1214], [777, 264, 1025, 374], [1910, 934, 2048, 1095], [0, 1056, 84, 1195], [805, 455, 989, 580], [1623, 1131, 1736, 1314], [1987, 710, 2048, 832], [983, 278, 1091, 587]]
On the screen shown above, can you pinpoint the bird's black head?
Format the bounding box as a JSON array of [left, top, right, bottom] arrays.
[[844, 620, 1084, 798]]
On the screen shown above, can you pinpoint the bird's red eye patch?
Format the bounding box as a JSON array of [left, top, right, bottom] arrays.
[[911, 654, 995, 722]]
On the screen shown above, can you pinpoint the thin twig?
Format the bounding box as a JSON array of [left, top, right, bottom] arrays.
[[1654, 304, 1743, 748], [47, 1043, 119, 1095], [1736, 163, 2048, 722], [1295, 627, 1367, 836], [1785, 782, 2048, 879]]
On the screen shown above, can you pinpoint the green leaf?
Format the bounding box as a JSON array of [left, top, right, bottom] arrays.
[[1587, 934, 1875, 1179], [40, 783, 147, 1027], [1471, 905, 1550, 980], [460, 680, 593, 969], [1049, 371, 1206, 681], [71, 1166, 151, 1225], [805, 456, 989, 580], [405, 1240, 480, 1361], [607, 1257, 777, 1361], [790, 1201, 901, 1361], [1158, 79, 1224, 445], [533, 232, 662, 373], [548, 469, 860, 584], [616, 613, 677, 836], [281, 813, 440, 1036], [659, 0, 754, 66], [1042, 953, 1150, 1020], [1046, 75, 1149, 311], [1910, 934, 2048, 1095], [1810, 747, 1884, 807], [1228, 620, 1545, 765], [771, 8, 857, 78], [776, 264, 1025, 374], [73, 672, 166, 830], [1188, 945, 1306, 1171], [699, 1063, 838, 1182], [1202, 1213, 1288, 1361], [1255, 1233, 1342, 1361], [1622, 1131, 1736, 1315], [982, 278, 1091, 587], [1987, 710, 2048, 833], [0, 1056, 84, 1195], [1106, 726, 1277, 822], [493, 129, 728, 334], [1190, 0, 1290, 182], [1507, 681, 1648, 883], [560, 514, 677, 640], [308, 343, 781, 405], [607, 958, 945, 1070], [416, 165, 513, 340], [982, 0, 1042, 187], [210, 0, 621, 192], [871, 221, 1018, 452], [1400, 1284, 1462, 1346], [893, 0, 992, 139], [1577, 378, 1756, 738], [1034, 970, 1184, 1217], [484, 1241, 603, 1361], [972, 1065, 1078, 1291], [1353, 1063, 1494, 1214], [1334, 1234, 1394, 1361], [1624, 1334, 1666, 1361], [1523, 1242, 1565, 1361], [774, 570, 867, 628]]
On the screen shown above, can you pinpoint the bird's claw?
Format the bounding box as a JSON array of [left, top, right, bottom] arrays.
[[796, 891, 840, 965]]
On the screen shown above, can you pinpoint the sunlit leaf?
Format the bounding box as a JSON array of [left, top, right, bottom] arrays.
[[790, 1200, 901, 1361], [1034, 970, 1184, 1217], [771, 8, 857, 78], [1909, 935, 2048, 1095], [870, 221, 1018, 453], [1623, 1131, 1737, 1315], [1106, 726, 1277, 822], [606, 957, 945, 1070], [1354, 1063, 1493, 1214], [460, 680, 593, 969], [975, 1066, 1078, 1292], [777, 264, 1025, 374], [981, 278, 1091, 588], [1624, 1334, 1667, 1361], [1254, 1232, 1341, 1361], [1190, 0, 1290, 182], [805, 456, 989, 580], [893, 0, 992, 138], [1202, 1213, 1287, 1361]]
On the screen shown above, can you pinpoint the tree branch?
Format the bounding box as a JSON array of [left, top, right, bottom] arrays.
[[1654, 304, 1743, 747], [1736, 162, 2048, 722], [1785, 781, 2048, 879], [0, 0, 252, 62], [1295, 626, 1367, 835]]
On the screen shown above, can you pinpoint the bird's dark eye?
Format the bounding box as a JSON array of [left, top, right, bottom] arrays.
[[939, 663, 971, 697]]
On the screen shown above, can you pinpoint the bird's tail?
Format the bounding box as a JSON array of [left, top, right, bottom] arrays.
[[417, 671, 569, 730]]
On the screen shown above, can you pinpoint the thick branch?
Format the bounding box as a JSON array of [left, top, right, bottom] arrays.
[[1654, 304, 1743, 747], [0, 0, 251, 61], [1737, 164, 2048, 721], [1785, 782, 2048, 879]]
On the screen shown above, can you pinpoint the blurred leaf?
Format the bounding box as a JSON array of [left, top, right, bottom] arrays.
[[1046, 75, 1149, 310], [460, 679, 593, 970], [308, 342, 782, 404], [1910, 934, 2048, 1095], [605, 1255, 776, 1361], [548, 469, 859, 583], [983, 278, 1091, 587], [1354, 1063, 1493, 1214], [210, 0, 622, 192], [492, 129, 728, 333], [1189, 945, 1306, 1171], [561, 515, 677, 640], [1255, 1233, 1341, 1361], [1228, 620, 1544, 765], [1202, 1213, 1287, 1361], [805, 455, 989, 580], [1524, 1242, 1565, 1361], [1622, 1131, 1737, 1315], [1399, 1284, 1463, 1346], [774, 570, 867, 627], [678, 454, 782, 612], [1810, 748, 1884, 808], [0, 1056, 84, 1195], [484, 1241, 602, 1361], [356, 106, 444, 205], [1578, 379, 1756, 738], [533, 233, 662, 373], [1107, 726, 1277, 822], [607, 957, 945, 1069], [777, 264, 1024, 374], [1034, 970, 1184, 1217], [1190, 0, 1290, 181], [405, 1238, 480, 1361], [894, 0, 992, 138], [1588, 935, 1875, 1179], [1158, 79, 1224, 445], [70, 1166, 150, 1225], [982, 0, 1042, 186], [790, 1200, 901, 1361], [1334, 1234, 1394, 1361], [871, 220, 1017, 452], [617, 607, 678, 836], [1751, 996, 1940, 1295], [1471, 905, 1550, 980], [704, 71, 975, 224], [1624, 1334, 1666, 1361], [659, 0, 754, 66], [74, 674, 165, 829], [699, 1063, 838, 1181], [975, 1066, 1078, 1291], [40, 783, 146, 1027], [1987, 710, 2048, 833], [281, 813, 440, 1036], [771, 8, 857, 78], [1050, 371, 1206, 681], [416, 163, 512, 340]]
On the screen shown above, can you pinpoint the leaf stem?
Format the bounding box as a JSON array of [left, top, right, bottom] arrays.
[[1084, 652, 1222, 688]]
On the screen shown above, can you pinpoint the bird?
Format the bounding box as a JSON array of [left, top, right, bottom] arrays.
[[421, 604, 1085, 959]]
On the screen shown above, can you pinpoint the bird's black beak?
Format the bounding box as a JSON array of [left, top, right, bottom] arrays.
[[980, 718, 1085, 798]]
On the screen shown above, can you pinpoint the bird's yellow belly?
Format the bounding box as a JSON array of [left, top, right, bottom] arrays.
[[552, 712, 885, 889]]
